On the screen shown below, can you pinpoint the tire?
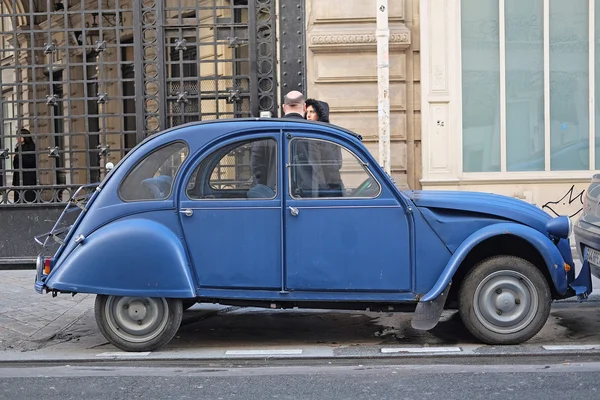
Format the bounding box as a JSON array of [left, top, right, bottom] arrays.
[[458, 255, 551, 345], [95, 295, 183, 352], [182, 300, 197, 311]]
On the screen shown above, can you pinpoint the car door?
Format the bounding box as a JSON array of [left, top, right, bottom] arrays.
[[179, 133, 283, 291], [284, 134, 412, 293]]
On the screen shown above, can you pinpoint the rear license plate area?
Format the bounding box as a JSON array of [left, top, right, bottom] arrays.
[[587, 247, 600, 267]]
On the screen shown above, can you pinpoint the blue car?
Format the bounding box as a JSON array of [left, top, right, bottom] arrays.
[[574, 175, 600, 286], [34, 119, 591, 352]]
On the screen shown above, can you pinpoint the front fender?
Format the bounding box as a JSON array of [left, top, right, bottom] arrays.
[[45, 218, 196, 298], [421, 222, 567, 302]]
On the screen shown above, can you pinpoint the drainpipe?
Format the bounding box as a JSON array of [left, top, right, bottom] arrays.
[[376, 0, 391, 175]]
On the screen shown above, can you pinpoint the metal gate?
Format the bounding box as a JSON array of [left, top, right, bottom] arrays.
[[0, 0, 303, 266]]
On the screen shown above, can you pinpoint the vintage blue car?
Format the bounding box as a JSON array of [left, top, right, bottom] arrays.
[[34, 118, 592, 352]]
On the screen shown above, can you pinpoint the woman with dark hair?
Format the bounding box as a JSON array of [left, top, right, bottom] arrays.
[[12, 128, 37, 203], [304, 98, 344, 197], [305, 98, 330, 123]]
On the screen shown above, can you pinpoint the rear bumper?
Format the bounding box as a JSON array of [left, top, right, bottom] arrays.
[[34, 254, 48, 294], [571, 221, 597, 299]]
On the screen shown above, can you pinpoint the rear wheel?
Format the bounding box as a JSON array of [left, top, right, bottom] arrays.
[[95, 295, 183, 352], [458, 255, 551, 345]]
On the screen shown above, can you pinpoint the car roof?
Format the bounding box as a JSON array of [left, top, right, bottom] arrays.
[[98, 118, 364, 188], [151, 118, 364, 142]]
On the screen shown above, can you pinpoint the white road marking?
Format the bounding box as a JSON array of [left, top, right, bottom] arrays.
[[381, 347, 462, 354], [96, 352, 151, 357], [542, 344, 600, 351], [225, 349, 304, 356]]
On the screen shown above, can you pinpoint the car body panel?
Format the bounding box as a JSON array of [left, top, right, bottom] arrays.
[[421, 222, 569, 302], [178, 130, 284, 291], [408, 190, 552, 240], [411, 211, 453, 295], [281, 130, 414, 293], [181, 200, 284, 290], [44, 212, 195, 297], [284, 198, 411, 292], [34, 119, 588, 309]]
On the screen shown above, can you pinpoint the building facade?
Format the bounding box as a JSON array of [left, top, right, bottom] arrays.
[[421, 0, 598, 224], [0, 0, 421, 264], [305, 0, 421, 190], [2, 0, 595, 264]]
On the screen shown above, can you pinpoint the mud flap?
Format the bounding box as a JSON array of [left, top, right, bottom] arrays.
[[570, 249, 593, 300], [411, 282, 451, 331]]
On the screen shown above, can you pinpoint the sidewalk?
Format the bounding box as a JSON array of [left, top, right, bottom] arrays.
[[0, 270, 95, 352], [2, 267, 600, 360]]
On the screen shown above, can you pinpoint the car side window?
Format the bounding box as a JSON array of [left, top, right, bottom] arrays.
[[119, 141, 189, 201], [288, 138, 381, 199], [186, 138, 277, 200]]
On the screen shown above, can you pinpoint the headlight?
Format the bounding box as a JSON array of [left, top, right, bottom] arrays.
[[546, 215, 571, 239]]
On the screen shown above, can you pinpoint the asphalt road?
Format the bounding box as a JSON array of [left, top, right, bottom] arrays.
[[1, 359, 599, 400]]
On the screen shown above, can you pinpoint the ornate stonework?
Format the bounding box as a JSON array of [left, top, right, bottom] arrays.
[[311, 32, 410, 45], [309, 27, 411, 51]]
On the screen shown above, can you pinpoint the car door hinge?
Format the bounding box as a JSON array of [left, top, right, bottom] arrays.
[[406, 206, 413, 214]]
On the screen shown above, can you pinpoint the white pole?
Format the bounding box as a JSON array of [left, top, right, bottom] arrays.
[[376, 0, 391, 175]]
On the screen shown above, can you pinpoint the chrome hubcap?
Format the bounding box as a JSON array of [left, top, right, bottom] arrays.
[[104, 296, 169, 343], [473, 270, 538, 334]]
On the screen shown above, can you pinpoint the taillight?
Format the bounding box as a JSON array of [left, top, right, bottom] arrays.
[[44, 258, 52, 274]]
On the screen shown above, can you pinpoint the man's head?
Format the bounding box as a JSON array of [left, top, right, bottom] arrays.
[[282, 90, 306, 116]]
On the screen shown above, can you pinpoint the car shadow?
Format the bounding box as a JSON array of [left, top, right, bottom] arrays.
[[167, 308, 479, 349]]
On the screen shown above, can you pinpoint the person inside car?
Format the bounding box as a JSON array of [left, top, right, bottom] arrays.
[[305, 98, 344, 197]]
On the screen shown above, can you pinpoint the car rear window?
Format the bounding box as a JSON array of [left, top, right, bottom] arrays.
[[118, 141, 189, 201]]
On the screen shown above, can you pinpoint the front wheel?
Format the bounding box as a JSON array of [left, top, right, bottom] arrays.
[[95, 295, 183, 352], [458, 256, 551, 345]]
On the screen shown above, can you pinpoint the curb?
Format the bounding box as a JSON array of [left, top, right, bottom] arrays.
[[3, 344, 600, 364]]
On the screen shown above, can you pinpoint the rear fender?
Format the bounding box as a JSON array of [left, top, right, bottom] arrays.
[[46, 218, 195, 298], [421, 222, 568, 302]]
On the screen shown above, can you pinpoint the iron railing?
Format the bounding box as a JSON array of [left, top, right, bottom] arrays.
[[0, 0, 277, 207]]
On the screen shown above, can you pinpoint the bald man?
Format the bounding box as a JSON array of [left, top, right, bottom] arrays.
[[282, 90, 306, 119], [250, 91, 306, 192]]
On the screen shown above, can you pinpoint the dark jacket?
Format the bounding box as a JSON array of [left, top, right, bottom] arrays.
[[282, 112, 305, 120], [304, 99, 343, 196], [12, 138, 37, 202], [249, 112, 304, 190]]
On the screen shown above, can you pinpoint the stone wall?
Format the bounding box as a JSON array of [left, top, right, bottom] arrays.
[[304, 0, 421, 189]]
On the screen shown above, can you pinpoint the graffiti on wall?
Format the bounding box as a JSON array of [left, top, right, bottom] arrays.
[[542, 185, 585, 218]]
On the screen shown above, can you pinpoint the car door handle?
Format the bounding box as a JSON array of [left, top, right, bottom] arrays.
[[289, 206, 299, 217], [180, 209, 194, 217]]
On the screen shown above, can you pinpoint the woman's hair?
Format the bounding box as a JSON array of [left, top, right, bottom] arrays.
[[305, 98, 330, 123], [18, 128, 35, 148]]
